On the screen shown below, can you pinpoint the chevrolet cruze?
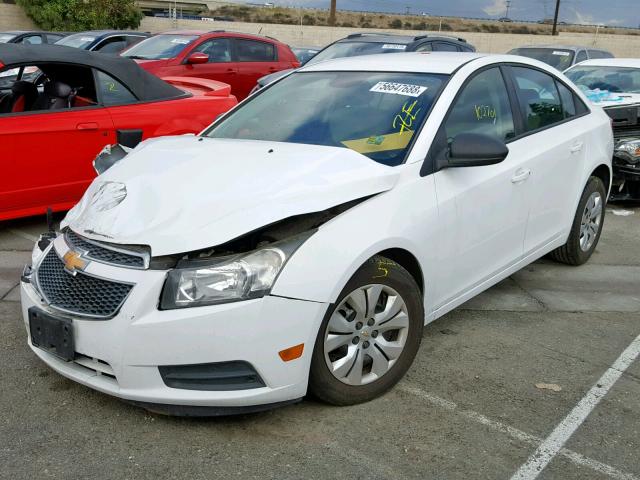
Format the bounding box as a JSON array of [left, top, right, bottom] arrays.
[[21, 53, 613, 415]]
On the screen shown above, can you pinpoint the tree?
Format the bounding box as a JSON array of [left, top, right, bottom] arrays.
[[16, 0, 143, 31]]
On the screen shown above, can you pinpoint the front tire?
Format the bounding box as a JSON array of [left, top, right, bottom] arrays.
[[549, 176, 606, 266], [308, 255, 424, 405]]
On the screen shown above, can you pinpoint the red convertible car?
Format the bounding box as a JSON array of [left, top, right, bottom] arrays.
[[0, 44, 237, 221]]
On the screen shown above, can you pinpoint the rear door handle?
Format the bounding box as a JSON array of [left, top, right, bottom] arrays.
[[511, 168, 531, 184], [226, 68, 237, 75], [76, 122, 98, 131], [570, 142, 584, 153]]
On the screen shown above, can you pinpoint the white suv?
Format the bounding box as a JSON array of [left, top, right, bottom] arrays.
[[21, 52, 613, 415]]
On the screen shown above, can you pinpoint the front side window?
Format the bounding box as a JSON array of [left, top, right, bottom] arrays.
[[193, 38, 232, 62], [121, 34, 198, 60], [511, 67, 564, 131], [21, 35, 42, 45], [95, 37, 127, 53], [565, 65, 640, 94], [95, 71, 136, 106], [444, 67, 515, 142], [235, 39, 275, 62], [414, 43, 432, 52], [509, 48, 575, 71], [575, 50, 588, 63], [308, 41, 407, 65], [434, 42, 459, 52], [205, 71, 447, 166]]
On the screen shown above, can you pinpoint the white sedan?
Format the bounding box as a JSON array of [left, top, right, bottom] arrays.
[[21, 52, 613, 415]]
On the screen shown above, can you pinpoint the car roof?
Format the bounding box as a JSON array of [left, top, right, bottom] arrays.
[[66, 30, 149, 39], [301, 52, 485, 74], [512, 45, 609, 52], [570, 58, 640, 68], [159, 29, 283, 43], [0, 43, 182, 101], [336, 32, 468, 45]]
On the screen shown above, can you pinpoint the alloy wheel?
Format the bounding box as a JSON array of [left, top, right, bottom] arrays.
[[323, 284, 409, 386], [579, 191, 602, 252]]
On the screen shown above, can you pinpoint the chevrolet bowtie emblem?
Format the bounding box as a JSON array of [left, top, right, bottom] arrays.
[[63, 250, 87, 275]]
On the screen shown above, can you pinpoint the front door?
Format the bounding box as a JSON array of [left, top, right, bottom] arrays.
[[431, 67, 530, 308], [182, 38, 239, 94]]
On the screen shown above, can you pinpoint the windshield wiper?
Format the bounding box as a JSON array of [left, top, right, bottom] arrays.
[[125, 55, 149, 60]]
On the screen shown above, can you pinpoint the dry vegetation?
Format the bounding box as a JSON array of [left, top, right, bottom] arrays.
[[206, 5, 638, 36]]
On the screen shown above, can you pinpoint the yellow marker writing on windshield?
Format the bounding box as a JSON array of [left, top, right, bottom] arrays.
[[393, 100, 421, 133]]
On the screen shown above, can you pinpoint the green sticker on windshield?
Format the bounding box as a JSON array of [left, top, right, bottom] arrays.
[[367, 135, 385, 145]]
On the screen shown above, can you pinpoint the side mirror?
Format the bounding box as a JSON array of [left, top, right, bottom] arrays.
[[93, 144, 132, 175], [186, 52, 209, 65], [447, 133, 509, 167]]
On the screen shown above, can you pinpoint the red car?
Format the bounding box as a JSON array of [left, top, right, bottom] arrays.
[[122, 30, 299, 101], [0, 44, 237, 221]]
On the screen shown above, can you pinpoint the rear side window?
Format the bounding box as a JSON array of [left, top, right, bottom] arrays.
[[46, 34, 65, 43], [588, 50, 613, 59], [235, 39, 276, 62], [444, 67, 515, 142], [556, 81, 576, 118], [95, 71, 136, 106], [511, 66, 564, 132]]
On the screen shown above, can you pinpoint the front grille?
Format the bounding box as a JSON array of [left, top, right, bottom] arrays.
[[36, 248, 133, 318], [65, 230, 147, 269]]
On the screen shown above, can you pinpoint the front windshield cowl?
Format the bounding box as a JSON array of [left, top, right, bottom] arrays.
[[204, 71, 448, 167]]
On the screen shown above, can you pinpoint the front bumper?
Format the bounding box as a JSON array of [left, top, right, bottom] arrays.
[[611, 157, 640, 201], [21, 235, 328, 412]]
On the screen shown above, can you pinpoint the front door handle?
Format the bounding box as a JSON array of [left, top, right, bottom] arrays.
[[226, 68, 237, 75], [570, 142, 584, 153], [511, 168, 531, 184], [76, 122, 99, 131]]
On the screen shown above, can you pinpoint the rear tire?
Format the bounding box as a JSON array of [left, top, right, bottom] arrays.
[[308, 255, 423, 406], [549, 176, 606, 266]]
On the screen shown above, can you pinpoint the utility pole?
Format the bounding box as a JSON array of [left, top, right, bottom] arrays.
[[551, 0, 561, 36], [405, 5, 411, 15], [329, 0, 336, 26], [505, 0, 511, 19]]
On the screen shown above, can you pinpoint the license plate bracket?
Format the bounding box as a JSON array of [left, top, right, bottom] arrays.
[[28, 307, 75, 361]]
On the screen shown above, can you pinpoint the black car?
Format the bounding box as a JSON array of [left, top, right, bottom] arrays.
[[55, 30, 150, 54], [0, 31, 68, 45], [252, 32, 476, 92]]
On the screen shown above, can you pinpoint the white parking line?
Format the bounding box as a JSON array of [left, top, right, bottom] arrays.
[[7, 228, 38, 243], [400, 384, 640, 480], [510, 333, 640, 480]]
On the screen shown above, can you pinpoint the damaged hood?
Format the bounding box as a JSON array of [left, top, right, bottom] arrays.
[[597, 93, 640, 109], [63, 136, 399, 256]]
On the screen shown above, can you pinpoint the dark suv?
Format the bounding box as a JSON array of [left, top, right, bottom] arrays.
[[252, 32, 475, 92]]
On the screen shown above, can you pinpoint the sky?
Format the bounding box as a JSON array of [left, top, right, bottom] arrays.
[[266, 0, 640, 28]]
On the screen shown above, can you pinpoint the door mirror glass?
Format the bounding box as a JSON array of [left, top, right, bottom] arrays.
[[448, 133, 508, 167], [186, 52, 209, 64]]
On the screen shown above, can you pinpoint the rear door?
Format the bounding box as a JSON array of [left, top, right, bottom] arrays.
[[233, 38, 279, 100], [0, 65, 114, 218], [505, 65, 588, 253]]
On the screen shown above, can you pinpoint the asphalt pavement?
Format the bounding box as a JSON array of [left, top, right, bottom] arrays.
[[1, 205, 638, 480]]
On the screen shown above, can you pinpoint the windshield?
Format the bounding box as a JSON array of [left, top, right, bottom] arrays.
[[121, 34, 198, 60], [55, 33, 97, 49], [205, 71, 447, 166], [0, 33, 16, 43], [308, 41, 408, 66], [565, 66, 640, 94], [509, 48, 575, 70]]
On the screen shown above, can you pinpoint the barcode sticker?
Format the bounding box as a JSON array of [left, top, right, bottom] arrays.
[[382, 44, 407, 50], [370, 82, 427, 97], [552, 50, 570, 56]]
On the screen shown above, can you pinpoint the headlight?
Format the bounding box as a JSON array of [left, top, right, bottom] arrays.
[[615, 139, 640, 164], [160, 233, 312, 309]]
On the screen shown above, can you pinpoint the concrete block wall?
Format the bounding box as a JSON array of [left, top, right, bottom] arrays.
[[140, 17, 640, 57], [0, 4, 36, 31]]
